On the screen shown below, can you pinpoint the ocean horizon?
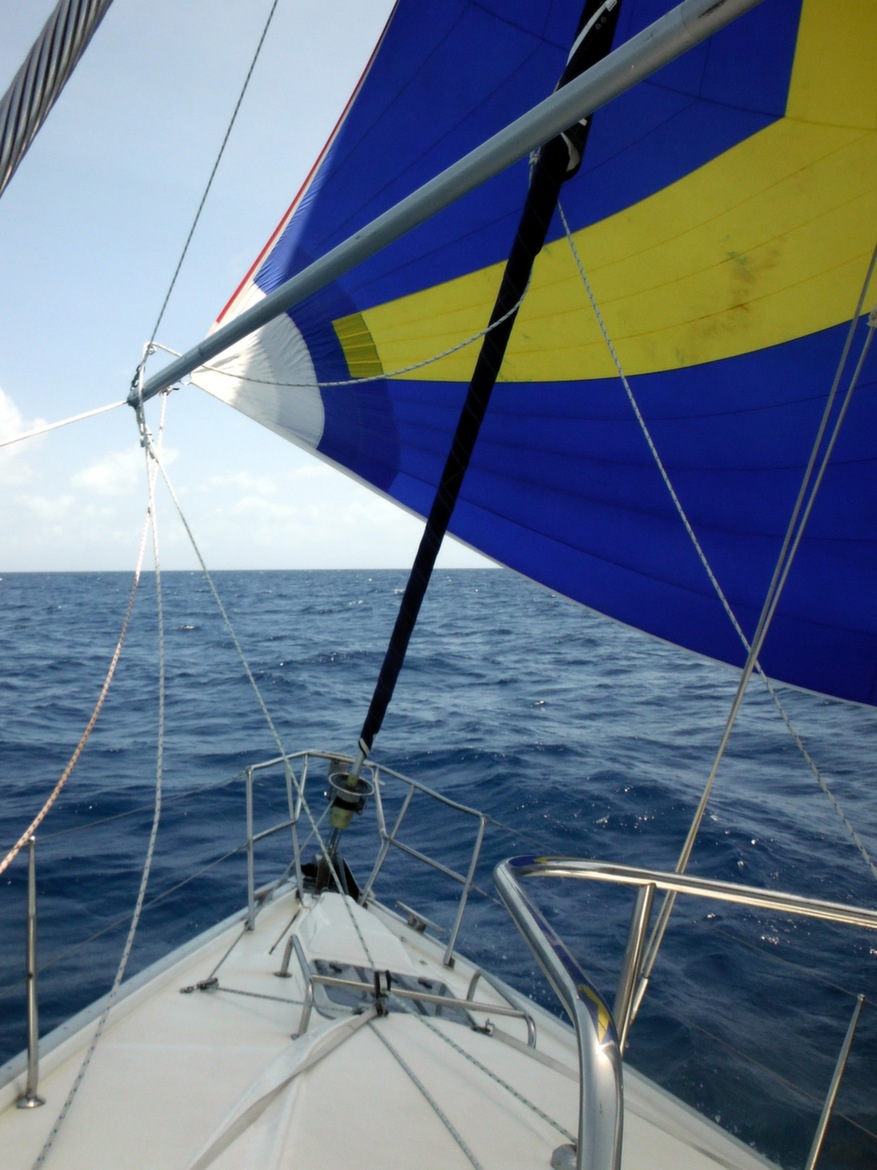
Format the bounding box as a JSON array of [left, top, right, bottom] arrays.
[[1, 568, 874, 1168]]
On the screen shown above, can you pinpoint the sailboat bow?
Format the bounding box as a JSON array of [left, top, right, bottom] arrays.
[[2, 3, 876, 1170]]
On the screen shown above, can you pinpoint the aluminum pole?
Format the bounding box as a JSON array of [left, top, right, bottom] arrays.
[[17, 837, 45, 1109], [131, 0, 764, 406]]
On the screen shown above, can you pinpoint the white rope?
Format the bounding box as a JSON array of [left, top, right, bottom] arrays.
[[0, 567, 141, 877], [0, 399, 126, 449], [0, 412, 152, 881], [32, 385, 168, 1168], [131, 376, 377, 969], [189, 291, 528, 391]]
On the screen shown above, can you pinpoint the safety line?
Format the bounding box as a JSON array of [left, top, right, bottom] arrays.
[[32, 388, 168, 1168], [0, 844, 244, 1009], [415, 1013, 575, 1144], [557, 205, 877, 1005], [146, 0, 281, 343], [369, 1021, 485, 1170], [0, 399, 126, 449], [131, 375, 376, 970], [187, 291, 528, 390]]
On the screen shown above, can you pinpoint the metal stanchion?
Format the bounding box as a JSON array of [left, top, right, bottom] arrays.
[[17, 835, 45, 1108]]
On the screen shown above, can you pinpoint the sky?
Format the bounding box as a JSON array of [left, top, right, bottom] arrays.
[[0, 0, 492, 571]]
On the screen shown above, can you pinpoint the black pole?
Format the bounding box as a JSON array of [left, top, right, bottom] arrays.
[[356, 0, 622, 765]]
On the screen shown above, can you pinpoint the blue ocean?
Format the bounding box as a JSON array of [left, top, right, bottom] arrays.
[[0, 569, 874, 1169]]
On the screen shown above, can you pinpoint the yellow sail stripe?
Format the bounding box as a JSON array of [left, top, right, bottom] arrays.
[[334, 313, 385, 378], [335, 1, 877, 384]]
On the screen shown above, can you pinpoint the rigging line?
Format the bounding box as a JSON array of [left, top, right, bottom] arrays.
[[202, 926, 251, 985], [130, 384, 364, 953], [663, 325, 877, 893], [146, 0, 281, 344], [668, 289, 877, 897], [709, 924, 874, 999], [197, 984, 303, 1006], [0, 844, 244, 1003], [137, 366, 371, 957], [769, 702, 877, 884], [670, 1006, 866, 1123], [0, 399, 126, 449], [751, 318, 876, 679], [190, 291, 529, 390], [0, 0, 114, 200], [28, 771, 244, 843], [354, 0, 622, 773], [134, 423, 310, 814], [557, 211, 877, 998], [557, 198, 756, 907], [368, 1022, 485, 1170], [32, 383, 168, 1170], [555, 203, 753, 658], [743, 316, 877, 888], [0, 487, 152, 882], [412, 1013, 575, 1144], [745, 245, 877, 664], [134, 407, 296, 782]]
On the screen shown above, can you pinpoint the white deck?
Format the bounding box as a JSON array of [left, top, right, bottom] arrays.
[[0, 886, 778, 1169]]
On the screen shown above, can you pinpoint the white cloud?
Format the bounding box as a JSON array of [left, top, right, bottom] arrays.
[[0, 387, 43, 441], [173, 453, 494, 569], [18, 493, 77, 521], [196, 470, 279, 496], [290, 461, 335, 483], [0, 387, 46, 485], [71, 446, 177, 496], [200, 479, 421, 566]]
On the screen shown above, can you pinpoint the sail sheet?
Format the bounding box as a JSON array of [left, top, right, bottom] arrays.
[[192, 0, 877, 706]]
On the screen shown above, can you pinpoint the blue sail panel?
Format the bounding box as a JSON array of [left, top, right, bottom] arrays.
[[195, 0, 877, 706]]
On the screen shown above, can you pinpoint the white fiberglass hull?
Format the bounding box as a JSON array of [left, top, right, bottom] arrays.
[[0, 883, 777, 1170]]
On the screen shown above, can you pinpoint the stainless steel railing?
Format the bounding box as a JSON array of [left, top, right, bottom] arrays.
[[16, 837, 45, 1110], [495, 859, 622, 1170], [494, 855, 877, 1170], [289, 933, 537, 1040], [243, 749, 489, 966]]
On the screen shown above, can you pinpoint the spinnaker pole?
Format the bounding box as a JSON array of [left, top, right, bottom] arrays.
[[129, 0, 764, 407]]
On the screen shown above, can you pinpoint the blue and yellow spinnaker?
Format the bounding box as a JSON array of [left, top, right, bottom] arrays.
[[194, 0, 877, 705]]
